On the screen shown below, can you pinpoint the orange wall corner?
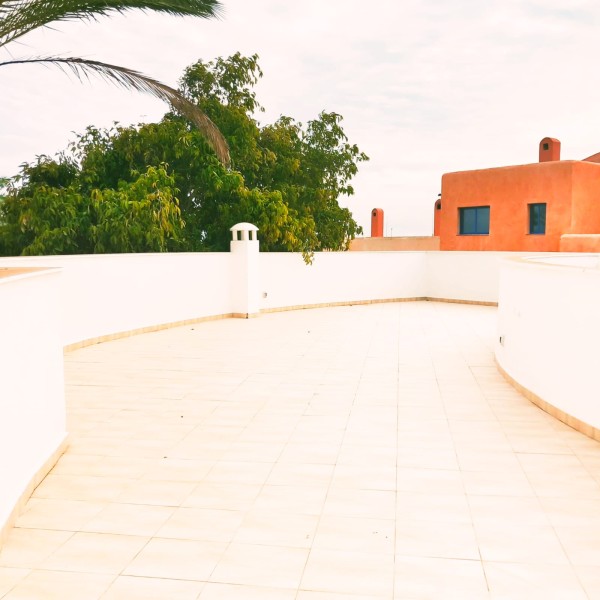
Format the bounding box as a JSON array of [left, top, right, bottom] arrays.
[[560, 234, 600, 252]]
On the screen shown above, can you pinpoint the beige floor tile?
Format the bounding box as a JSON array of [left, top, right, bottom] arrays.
[[396, 467, 465, 495], [0, 529, 73, 568], [183, 482, 262, 511], [277, 442, 340, 465], [51, 454, 157, 478], [539, 496, 600, 528], [468, 495, 550, 527], [218, 441, 285, 463], [2, 570, 114, 600], [267, 463, 334, 487], [123, 538, 227, 580], [336, 444, 398, 468], [396, 492, 471, 524], [456, 451, 523, 472], [475, 522, 569, 565], [313, 515, 395, 554], [141, 458, 215, 482], [526, 469, 600, 499], [116, 479, 197, 506], [554, 525, 600, 565], [101, 575, 205, 599], [297, 593, 384, 600], [156, 507, 245, 542], [574, 565, 600, 598], [300, 548, 394, 597], [395, 518, 480, 560], [32, 474, 130, 502], [484, 562, 587, 599], [0, 567, 29, 597], [403, 449, 474, 474], [394, 555, 489, 599], [15, 498, 106, 531], [252, 484, 328, 515], [209, 543, 308, 589], [199, 582, 296, 599], [461, 470, 535, 497], [205, 461, 274, 485], [232, 510, 318, 548], [323, 488, 396, 520], [81, 503, 175, 536], [507, 433, 571, 455], [329, 464, 396, 491], [40, 531, 148, 574]]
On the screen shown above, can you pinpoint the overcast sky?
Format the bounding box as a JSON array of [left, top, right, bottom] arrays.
[[2, 0, 600, 235]]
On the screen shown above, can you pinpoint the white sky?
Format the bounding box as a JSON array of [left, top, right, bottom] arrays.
[[2, 0, 600, 235]]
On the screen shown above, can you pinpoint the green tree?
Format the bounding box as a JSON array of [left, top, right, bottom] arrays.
[[180, 53, 369, 251], [0, 157, 183, 255], [0, 0, 229, 163], [0, 53, 368, 259]]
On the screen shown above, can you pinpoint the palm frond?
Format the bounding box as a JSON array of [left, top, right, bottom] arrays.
[[0, 56, 230, 165], [0, 1, 223, 47]]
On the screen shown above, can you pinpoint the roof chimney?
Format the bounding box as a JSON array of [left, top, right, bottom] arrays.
[[371, 208, 384, 237], [539, 137, 561, 162]]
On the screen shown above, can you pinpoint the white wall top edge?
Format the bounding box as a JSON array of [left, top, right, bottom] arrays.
[[0, 267, 61, 287]]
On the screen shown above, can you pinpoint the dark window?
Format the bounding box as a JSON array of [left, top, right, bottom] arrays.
[[436, 202, 441, 210], [543, 143, 549, 151], [529, 203, 546, 234], [459, 206, 490, 235]]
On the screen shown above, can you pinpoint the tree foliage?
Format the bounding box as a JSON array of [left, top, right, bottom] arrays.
[[0, 159, 183, 255], [0, 53, 369, 260]]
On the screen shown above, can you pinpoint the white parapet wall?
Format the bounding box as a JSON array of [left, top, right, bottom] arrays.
[[425, 251, 542, 304], [0, 269, 66, 542], [496, 254, 600, 434], [0, 253, 233, 347], [259, 251, 428, 310]]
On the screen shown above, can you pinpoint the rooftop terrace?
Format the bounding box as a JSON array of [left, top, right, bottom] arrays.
[[1, 301, 600, 599]]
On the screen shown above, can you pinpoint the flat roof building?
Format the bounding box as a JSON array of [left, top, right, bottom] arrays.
[[435, 137, 600, 252]]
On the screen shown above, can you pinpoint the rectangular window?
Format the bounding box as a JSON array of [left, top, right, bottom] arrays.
[[529, 203, 546, 234], [459, 206, 490, 235]]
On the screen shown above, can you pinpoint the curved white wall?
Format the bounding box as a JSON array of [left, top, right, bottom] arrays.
[[260, 252, 427, 310], [0, 270, 66, 537], [496, 255, 600, 431], [0, 254, 232, 346], [426, 251, 532, 304]]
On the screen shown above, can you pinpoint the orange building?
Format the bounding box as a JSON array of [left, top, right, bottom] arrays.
[[434, 137, 600, 252]]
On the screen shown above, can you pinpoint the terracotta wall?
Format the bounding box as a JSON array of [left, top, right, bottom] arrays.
[[559, 234, 600, 252], [570, 162, 600, 235], [349, 236, 440, 251], [438, 161, 584, 251]]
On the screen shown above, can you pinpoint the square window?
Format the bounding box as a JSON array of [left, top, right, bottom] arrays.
[[529, 203, 546, 234], [459, 206, 490, 235]]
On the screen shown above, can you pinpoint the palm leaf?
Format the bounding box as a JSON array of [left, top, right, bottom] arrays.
[[0, 1, 223, 47], [0, 56, 230, 165]]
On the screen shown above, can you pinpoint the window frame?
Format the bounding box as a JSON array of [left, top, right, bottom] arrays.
[[528, 203, 546, 235], [458, 206, 490, 236]]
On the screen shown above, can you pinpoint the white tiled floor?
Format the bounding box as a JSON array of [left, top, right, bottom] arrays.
[[2, 301, 600, 598]]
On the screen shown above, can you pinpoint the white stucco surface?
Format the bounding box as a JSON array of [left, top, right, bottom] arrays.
[[0, 270, 66, 531], [0, 254, 232, 346], [259, 252, 427, 310], [497, 255, 600, 430]]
